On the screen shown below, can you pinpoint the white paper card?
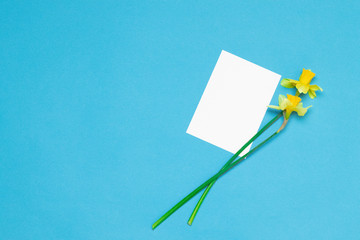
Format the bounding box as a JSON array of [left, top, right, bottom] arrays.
[[186, 50, 281, 155]]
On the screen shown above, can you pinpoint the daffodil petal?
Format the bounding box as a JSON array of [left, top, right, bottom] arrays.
[[296, 82, 310, 94], [281, 78, 296, 88], [278, 94, 286, 104], [308, 89, 316, 99], [289, 79, 299, 84], [279, 98, 291, 110], [267, 105, 281, 110], [293, 103, 311, 116], [309, 84, 323, 92]]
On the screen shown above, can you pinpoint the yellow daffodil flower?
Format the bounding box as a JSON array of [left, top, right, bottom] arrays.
[[268, 94, 311, 120], [281, 69, 323, 99]]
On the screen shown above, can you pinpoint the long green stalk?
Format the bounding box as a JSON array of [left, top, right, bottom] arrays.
[[152, 120, 282, 230], [187, 112, 282, 225]]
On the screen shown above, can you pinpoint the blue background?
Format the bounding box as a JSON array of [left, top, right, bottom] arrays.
[[1, 0, 359, 239]]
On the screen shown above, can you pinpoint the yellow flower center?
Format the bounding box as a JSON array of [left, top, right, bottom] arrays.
[[299, 69, 316, 85]]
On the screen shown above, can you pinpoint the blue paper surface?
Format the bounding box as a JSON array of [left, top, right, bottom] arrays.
[[1, 1, 359, 239]]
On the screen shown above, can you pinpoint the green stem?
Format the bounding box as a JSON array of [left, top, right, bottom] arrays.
[[223, 132, 278, 174], [187, 181, 213, 225], [187, 112, 282, 225], [152, 121, 282, 230]]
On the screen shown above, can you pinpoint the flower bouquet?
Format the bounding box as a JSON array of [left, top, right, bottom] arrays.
[[152, 69, 322, 229]]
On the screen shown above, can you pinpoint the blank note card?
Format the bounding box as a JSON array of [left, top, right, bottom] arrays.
[[186, 50, 281, 155]]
